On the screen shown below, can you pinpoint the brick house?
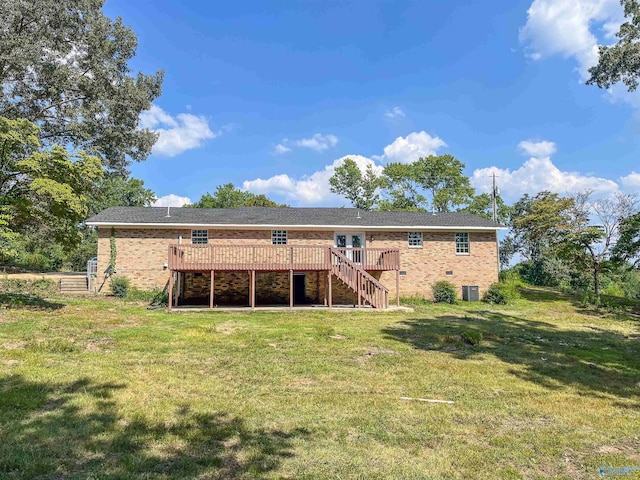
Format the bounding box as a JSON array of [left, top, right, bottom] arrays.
[[86, 206, 504, 309]]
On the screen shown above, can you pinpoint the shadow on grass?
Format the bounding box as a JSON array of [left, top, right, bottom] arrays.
[[0, 375, 306, 479], [0, 293, 65, 311], [382, 310, 640, 401]]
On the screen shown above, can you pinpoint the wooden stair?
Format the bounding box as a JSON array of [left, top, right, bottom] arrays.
[[59, 277, 89, 294], [330, 250, 389, 308]]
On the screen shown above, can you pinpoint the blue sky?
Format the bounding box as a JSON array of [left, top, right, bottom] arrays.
[[103, 0, 640, 207]]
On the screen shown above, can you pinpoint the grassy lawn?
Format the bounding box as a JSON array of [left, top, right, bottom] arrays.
[[0, 288, 638, 479]]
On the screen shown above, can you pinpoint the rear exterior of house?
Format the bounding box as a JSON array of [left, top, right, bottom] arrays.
[[86, 207, 503, 309]]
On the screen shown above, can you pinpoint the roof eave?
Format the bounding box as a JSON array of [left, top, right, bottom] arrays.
[[85, 221, 507, 231]]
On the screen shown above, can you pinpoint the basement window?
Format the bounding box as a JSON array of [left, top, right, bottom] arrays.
[[191, 229, 208, 244], [455, 232, 469, 254], [271, 230, 287, 245], [408, 232, 423, 248]]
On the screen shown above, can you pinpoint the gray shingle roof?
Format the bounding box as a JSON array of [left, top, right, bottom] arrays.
[[86, 207, 504, 229]]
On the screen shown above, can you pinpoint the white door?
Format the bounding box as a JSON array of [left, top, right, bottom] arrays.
[[335, 233, 365, 263]]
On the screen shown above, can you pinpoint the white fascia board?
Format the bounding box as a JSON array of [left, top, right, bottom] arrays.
[[86, 222, 507, 231]]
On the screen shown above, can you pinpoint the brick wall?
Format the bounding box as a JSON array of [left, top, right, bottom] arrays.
[[97, 227, 498, 302]]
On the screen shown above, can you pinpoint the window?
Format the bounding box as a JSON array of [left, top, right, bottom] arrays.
[[408, 232, 423, 248], [455, 232, 469, 254], [191, 229, 208, 244], [271, 230, 287, 245]]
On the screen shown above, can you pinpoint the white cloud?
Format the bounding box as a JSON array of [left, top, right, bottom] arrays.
[[377, 131, 447, 163], [273, 133, 339, 154], [472, 140, 619, 201], [519, 0, 623, 81], [384, 106, 405, 119], [152, 194, 192, 207], [620, 171, 640, 188], [243, 155, 381, 205], [518, 140, 557, 157], [296, 133, 339, 151], [273, 143, 292, 154], [139, 105, 217, 157]]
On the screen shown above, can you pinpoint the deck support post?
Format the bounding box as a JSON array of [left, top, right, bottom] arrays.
[[209, 270, 214, 309], [328, 270, 332, 309], [289, 269, 294, 309], [250, 270, 256, 310], [357, 271, 361, 308], [168, 271, 174, 311], [396, 270, 400, 307]]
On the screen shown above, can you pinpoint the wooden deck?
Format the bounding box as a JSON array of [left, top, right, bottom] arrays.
[[168, 245, 400, 272], [167, 244, 401, 311]]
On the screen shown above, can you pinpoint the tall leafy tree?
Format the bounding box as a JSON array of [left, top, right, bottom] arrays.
[[0, 0, 163, 173], [88, 176, 156, 215], [558, 192, 637, 302], [587, 0, 640, 91], [613, 211, 640, 266], [0, 116, 103, 261], [378, 162, 426, 211], [329, 158, 382, 210], [413, 154, 475, 212], [502, 191, 575, 285], [461, 193, 511, 224], [379, 155, 474, 212], [188, 183, 287, 208]]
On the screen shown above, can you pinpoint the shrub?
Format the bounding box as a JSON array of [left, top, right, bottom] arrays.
[[462, 330, 483, 346], [432, 281, 456, 304], [483, 283, 507, 304], [125, 287, 168, 306], [110, 276, 130, 298], [151, 289, 168, 306]]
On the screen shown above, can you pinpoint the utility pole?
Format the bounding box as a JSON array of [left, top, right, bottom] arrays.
[[492, 173, 498, 223]]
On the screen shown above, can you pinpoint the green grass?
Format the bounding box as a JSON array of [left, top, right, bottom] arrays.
[[0, 287, 638, 479]]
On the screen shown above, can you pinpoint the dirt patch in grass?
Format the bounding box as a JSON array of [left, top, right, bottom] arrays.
[[84, 337, 116, 353], [212, 321, 244, 335], [287, 378, 315, 388], [2, 341, 26, 350]]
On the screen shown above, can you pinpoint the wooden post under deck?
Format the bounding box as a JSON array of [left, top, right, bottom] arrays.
[[209, 270, 214, 309], [168, 271, 173, 311], [357, 271, 361, 308], [328, 270, 332, 309], [250, 270, 256, 310], [396, 270, 400, 307], [289, 269, 294, 309]]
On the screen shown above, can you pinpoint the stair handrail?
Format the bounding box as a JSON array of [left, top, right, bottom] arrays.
[[330, 248, 389, 308]]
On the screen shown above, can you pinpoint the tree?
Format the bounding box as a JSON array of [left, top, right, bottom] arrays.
[[188, 183, 287, 208], [613, 211, 640, 266], [509, 191, 575, 261], [0, 116, 103, 261], [503, 191, 576, 285], [461, 193, 512, 224], [378, 162, 426, 211], [329, 158, 382, 210], [88, 176, 156, 215], [379, 155, 474, 212], [558, 192, 637, 302], [587, 0, 640, 92], [413, 154, 475, 212], [0, 0, 163, 173]]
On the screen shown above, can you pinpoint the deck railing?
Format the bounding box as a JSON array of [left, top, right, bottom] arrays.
[[330, 249, 389, 308], [168, 244, 400, 272]]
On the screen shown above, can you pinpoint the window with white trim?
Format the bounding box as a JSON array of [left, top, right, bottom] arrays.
[[271, 230, 287, 245], [455, 232, 469, 254], [408, 232, 423, 248], [191, 229, 208, 244]]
